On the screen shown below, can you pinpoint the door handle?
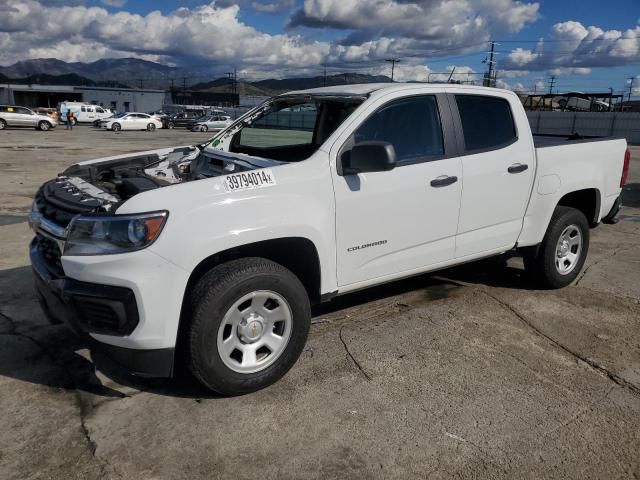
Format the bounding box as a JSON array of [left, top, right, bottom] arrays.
[[508, 163, 529, 174], [430, 175, 458, 187]]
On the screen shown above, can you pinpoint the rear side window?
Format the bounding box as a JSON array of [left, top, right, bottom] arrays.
[[455, 95, 516, 152], [355, 95, 444, 163]]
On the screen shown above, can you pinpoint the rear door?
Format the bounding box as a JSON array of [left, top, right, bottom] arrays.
[[447, 90, 535, 258], [331, 92, 463, 288], [14, 107, 35, 126]]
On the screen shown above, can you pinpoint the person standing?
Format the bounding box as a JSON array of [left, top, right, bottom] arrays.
[[66, 110, 74, 130]]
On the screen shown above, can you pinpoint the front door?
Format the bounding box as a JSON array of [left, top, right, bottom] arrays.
[[332, 94, 462, 288], [448, 91, 536, 257]]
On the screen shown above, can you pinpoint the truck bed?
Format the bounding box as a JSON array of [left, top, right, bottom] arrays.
[[533, 134, 623, 149]]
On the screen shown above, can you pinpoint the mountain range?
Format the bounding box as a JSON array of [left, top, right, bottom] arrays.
[[0, 58, 391, 95]]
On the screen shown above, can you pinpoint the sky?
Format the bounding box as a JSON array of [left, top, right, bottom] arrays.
[[0, 0, 639, 96]]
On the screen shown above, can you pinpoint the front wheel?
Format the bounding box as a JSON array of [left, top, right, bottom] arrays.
[[187, 258, 311, 395], [167, 122, 175, 129], [38, 121, 51, 131], [200, 125, 208, 132], [112, 123, 121, 131], [523, 206, 589, 289], [0, 119, 6, 130]]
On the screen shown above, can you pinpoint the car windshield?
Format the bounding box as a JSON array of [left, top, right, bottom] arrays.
[[113, 113, 127, 118], [215, 95, 364, 163]]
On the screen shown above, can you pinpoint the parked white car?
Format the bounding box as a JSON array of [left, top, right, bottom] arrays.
[[190, 114, 233, 132], [0, 105, 58, 130], [29, 84, 628, 395], [103, 113, 163, 131]]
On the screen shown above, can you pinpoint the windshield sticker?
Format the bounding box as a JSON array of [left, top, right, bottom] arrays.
[[224, 169, 277, 192]]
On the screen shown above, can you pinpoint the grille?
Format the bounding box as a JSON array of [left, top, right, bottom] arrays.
[[73, 298, 123, 331], [35, 180, 103, 227], [36, 234, 64, 276]]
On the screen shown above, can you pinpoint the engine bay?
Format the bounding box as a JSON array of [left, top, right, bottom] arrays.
[[43, 146, 280, 220]]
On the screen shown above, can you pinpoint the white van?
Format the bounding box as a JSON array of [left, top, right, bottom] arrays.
[[58, 102, 113, 124]]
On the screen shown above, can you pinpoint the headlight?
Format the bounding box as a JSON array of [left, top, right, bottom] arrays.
[[64, 211, 168, 256]]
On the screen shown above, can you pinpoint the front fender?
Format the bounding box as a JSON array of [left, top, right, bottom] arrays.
[[117, 152, 337, 296]]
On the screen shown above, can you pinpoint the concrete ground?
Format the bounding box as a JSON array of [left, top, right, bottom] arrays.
[[0, 125, 639, 480]]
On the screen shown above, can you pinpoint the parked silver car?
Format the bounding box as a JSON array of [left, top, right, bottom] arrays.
[[0, 105, 58, 131], [190, 114, 233, 132]]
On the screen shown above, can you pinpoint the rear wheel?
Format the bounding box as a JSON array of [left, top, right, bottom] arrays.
[[0, 119, 6, 130], [112, 123, 121, 132], [167, 122, 175, 129], [187, 258, 311, 395], [523, 206, 589, 289], [38, 121, 51, 131], [147, 123, 156, 131]]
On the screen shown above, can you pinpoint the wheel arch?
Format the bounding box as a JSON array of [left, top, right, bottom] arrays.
[[174, 237, 322, 366], [556, 187, 601, 227]]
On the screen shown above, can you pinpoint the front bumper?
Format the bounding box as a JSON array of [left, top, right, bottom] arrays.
[[30, 237, 177, 377]]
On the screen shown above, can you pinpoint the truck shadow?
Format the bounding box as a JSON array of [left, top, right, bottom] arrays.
[[621, 183, 640, 208], [0, 254, 533, 400]]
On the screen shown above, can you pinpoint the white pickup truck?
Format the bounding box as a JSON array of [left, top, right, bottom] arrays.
[[29, 84, 630, 395]]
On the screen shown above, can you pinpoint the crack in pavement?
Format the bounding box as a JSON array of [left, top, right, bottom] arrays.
[[540, 385, 615, 440], [481, 290, 640, 397], [575, 244, 638, 286], [338, 325, 372, 381], [0, 306, 125, 477]]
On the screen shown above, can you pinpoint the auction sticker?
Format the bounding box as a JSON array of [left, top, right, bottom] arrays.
[[224, 169, 277, 192]]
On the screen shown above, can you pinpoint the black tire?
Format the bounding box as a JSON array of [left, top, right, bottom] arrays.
[[167, 122, 175, 129], [187, 257, 311, 395], [38, 121, 51, 131], [201, 125, 208, 132], [112, 123, 121, 132], [147, 123, 156, 131], [523, 206, 589, 289], [0, 119, 6, 130]]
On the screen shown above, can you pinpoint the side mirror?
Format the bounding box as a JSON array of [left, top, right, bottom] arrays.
[[341, 141, 397, 175]]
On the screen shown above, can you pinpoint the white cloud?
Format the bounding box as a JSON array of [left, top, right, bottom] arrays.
[[101, 0, 127, 7], [290, 0, 539, 58], [0, 1, 329, 71], [503, 21, 640, 71]]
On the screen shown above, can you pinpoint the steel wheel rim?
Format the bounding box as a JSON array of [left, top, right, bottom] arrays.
[[217, 290, 293, 374], [555, 224, 582, 275]]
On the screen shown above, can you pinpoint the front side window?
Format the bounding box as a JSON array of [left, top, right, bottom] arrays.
[[455, 95, 516, 152], [15, 107, 32, 115], [354, 96, 444, 163]]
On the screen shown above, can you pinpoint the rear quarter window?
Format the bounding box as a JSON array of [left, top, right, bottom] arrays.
[[455, 95, 517, 152]]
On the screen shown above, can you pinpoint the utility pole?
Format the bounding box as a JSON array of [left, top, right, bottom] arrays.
[[447, 66, 456, 83], [609, 87, 613, 112], [385, 58, 400, 82], [323, 66, 327, 87], [136, 78, 144, 89], [628, 77, 635, 102], [548, 75, 556, 95], [182, 77, 187, 104], [483, 41, 496, 87]]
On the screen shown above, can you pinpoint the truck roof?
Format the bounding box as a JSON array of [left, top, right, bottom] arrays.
[[283, 82, 514, 98]]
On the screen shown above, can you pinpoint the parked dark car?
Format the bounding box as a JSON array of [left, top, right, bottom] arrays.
[[165, 109, 229, 129]]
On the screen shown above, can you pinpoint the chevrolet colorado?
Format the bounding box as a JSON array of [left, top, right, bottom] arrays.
[[29, 84, 629, 395]]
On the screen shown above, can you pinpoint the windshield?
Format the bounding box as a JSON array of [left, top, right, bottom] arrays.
[[207, 95, 364, 163], [113, 112, 127, 118]]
